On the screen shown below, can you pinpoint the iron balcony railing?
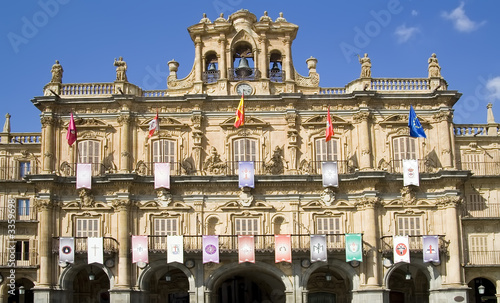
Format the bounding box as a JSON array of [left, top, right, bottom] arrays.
[[269, 69, 285, 83], [0, 166, 40, 181], [0, 207, 37, 221], [228, 68, 260, 81], [58, 162, 109, 177], [0, 251, 38, 267], [202, 70, 220, 84], [464, 250, 500, 266], [52, 237, 119, 254], [382, 159, 440, 174], [380, 235, 448, 255], [462, 202, 500, 218], [147, 234, 349, 253], [300, 160, 352, 175], [134, 161, 187, 176], [458, 161, 500, 176]]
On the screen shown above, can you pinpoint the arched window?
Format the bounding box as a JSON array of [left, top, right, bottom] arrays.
[[152, 139, 175, 164], [233, 138, 257, 162], [269, 51, 283, 82], [393, 137, 417, 172], [273, 216, 285, 234], [203, 52, 219, 83], [207, 217, 219, 235], [314, 138, 339, 174], [231, 42, 255, 81], [78, 140, 101, 174]]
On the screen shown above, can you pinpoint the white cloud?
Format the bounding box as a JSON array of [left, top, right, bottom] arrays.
[[486, 77, 500, 100], [411, 10, 418, 16], [441, 2, 486, 32], [394, 24, 419, 43]]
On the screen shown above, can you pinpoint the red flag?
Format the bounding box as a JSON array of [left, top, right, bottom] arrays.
[[275, 235, 292, 263], [238, 235, 255, 263], [148, 112, 159, 137], [325, 106, 334, 142], [234, 94, 244, 128], [66, 112, 77, 146]]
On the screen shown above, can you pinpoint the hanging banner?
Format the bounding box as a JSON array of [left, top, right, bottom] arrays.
[[132, 235, 149, 263], [238, 235, 255, 263], [403, 159, 419, 186], [59, 237, 75, 264], [167, 235, 184, 264], [310, 235, 327, 263], [345, 233, 363, 262], [203, 235, 220, 264], [393, 235, 410, 263], [423, 235, 440, 263], [154, 162, 170, 189], [322, 162, 339, 187], [238, 161, 255, 188], [275, 235, 292, 263], [76, 163, 92, 189], [87, 237, 104, 264]]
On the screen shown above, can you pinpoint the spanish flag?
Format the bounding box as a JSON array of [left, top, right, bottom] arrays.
[[234, 94, 244, 128]]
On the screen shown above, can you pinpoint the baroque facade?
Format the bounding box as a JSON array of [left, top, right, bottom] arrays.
[[0, 9, 499, 303]]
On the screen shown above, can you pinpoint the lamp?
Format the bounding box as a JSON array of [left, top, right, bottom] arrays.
[[478, 284, 485, 295], [88, 267, 95, 281], [19, 286, 25, 295], [165, 267, 172, 282], [325, 272, 332, 282], [405, 265, 412, 280]]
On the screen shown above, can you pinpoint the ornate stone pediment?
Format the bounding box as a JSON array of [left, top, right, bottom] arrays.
[[380, 114, 428, 127], [302, 114, 348, 129], [220, 201, 241, 210], [140, 116, 187, 130], [73, 118, 109, 127], [220, 116, 269, 129]]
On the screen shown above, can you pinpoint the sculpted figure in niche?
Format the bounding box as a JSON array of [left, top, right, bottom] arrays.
[[203, 147, 226, 175], [265, 146, 285, 175], [428, 53, 441, 78], [114, 56, 128, 82], [359, 53, 371, 78], [50, 60, 63, 83]]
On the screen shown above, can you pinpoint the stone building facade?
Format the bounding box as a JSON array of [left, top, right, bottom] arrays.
[[0, 9, 499, 303]]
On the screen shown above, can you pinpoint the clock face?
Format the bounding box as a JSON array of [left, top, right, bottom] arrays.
[[236, 83, 252, 96]]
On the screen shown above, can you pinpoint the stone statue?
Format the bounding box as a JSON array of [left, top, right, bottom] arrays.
[[199, 13, 211, 24], [265, 146, 285, 175], [359, 53, 371, 78], [259, 11, 272, 22], [428, 53, 441, 78], [275, 12, 287, 22], [203, 147, 227, 175], [114, 56, 128, 82], [215, 13, 226, 22], [50, 60, 63, 83], [3, 113, 11, 133]]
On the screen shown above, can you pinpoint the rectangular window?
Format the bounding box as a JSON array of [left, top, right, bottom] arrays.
[[19, 161, 31, 178], [234, 218, 259, 235], [315, 138, 339, 174], [393, 137, 417, 172], [397, 216, 422, 247], [17, 199, 30, 220], [152, 139, 175, 164], [462, 153, 485, 174], [316, 217, 342, 245], [468, 235, 490, 264], [76, 218, 99, 237], [233, 138, 257, 162], [152, 218, 178, 250], [467, 193, 485, 211], [78, 140, 101, 175], [15, 240, 30, 266], [468, 235, 488, 252]]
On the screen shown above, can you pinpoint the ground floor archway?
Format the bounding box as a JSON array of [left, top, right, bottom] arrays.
[[72, 265, 110, 303], [388, 264, 429, 303], [148, 267, 189, 303], [468, 277, 497, 303], [7, 278, 34, 303], [306, 265, 351, 303]]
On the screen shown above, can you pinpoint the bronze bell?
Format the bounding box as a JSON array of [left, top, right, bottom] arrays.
[[207, 62, 216, 71], [271, 61, 280, 73], [235, 57, 252, 77]]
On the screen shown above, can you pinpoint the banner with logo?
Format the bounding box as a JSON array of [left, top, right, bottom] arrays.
[[393, 235, 410, 263], [167, 235, 184, 264], [345, 233, 363, 262], [203, 235, 219, 264], [238, 161, 255, 188], [322, 162, 339, 187], [87, 237, 103, 264], [154, 162, 170, 189], [238, 235, 255, 263], [310, 235, 327, 262], [59, 237, 75, 263], [132, 235, 149, 263], [403, 159, 419, 186], [423, 235, 440, 263], [275, 235, 292, 263], [76, 163, 92, 189]]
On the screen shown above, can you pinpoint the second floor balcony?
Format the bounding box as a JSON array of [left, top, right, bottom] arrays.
[[0, 251, 38, 268], [0, 207, 37, 221], [52, 237, 119, 254], [464, 250, 500, 266]]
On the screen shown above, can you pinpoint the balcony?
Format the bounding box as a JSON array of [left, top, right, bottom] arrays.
[[58, 162, 109, 177], [147, 234, 349, 253], [228, 68, 259, 81], [458, 162, 500, 176], [381, 159, 440, 174], [0, 207, 37, 221], [380, 235, 448, 255], [202, 70, 220, 84], [0, 251, 38, 268], [464, 250, 500, 266], [0, 166, 40, 181], [462, 202, 500, 218], [52, 237, 119, 254], [269, 69, 285, 83]]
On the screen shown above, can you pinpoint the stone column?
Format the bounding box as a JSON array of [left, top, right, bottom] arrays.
[[110, 198, 133, 301], [218, 35, 227, 79], [356, 197, 381, 287], [353, 112, 372, 170], [283, 35, 293, 81], [41, 116, 56, 173], [194, 37, 202, 82], [33, 198, 54, 302], [434, 111, 453, 169], [118, 113, 131, 173], [259, 34, 268, 79]]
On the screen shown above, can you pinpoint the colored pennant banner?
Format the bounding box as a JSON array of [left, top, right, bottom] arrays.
[[403, 159, 419, 186], [275, 235, 291, 263], [238, 235, 255, 263], [310, 235, 327, 263], [76, 163, 92, 189], [238, 161, 255, 188], [345, 233, 363, 262], [87, 237, 104, 264], [154, 162, 170, 189], [132, 235, 149, 263], [59, 237, 75, 264], [423, 235, 439, 263], [393, 235, 410, 263], [167, 235, 184, 264], [322, 161, 339, 187], [203, 235, 220, 264]]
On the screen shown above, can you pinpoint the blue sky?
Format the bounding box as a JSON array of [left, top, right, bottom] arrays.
[[1, 0, 499, 132]]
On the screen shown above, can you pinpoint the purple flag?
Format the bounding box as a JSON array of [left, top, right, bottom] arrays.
[[310, 235, 327, 262], [154, 162, 170, 189], [322, 162, 338, 187], [238, 161, 254, 188], [203, 235, 219, 264], [423, 235, 439, 262], [77, 163, 92, 189]]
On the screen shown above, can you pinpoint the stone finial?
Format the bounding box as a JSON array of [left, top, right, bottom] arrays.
[[3, 113, 11, 133], [428, 53, 441, 78], [306, 56, 318, 72], [168, 59, 179, 79], [50, 60, 63, 83], [359, 53, 371, 78], [199, 13, 211, 24], [215, 13, 227, 22], [487, 103, 495, 124], [259, 11, 272, 22], [114, 56, 128, 82], [275, 12, 287, 22]]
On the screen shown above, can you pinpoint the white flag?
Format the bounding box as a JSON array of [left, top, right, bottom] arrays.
[[167, 235, 184, 264], [87, 237, 104, 264], [59, 237, 75, 264], [393, 235, 410, 263], [403, 159, 419, 186]]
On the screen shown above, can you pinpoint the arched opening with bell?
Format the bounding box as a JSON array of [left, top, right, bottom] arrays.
[[231, 42, 255, 81], [204, 52, 219, 84], [269, 51, 284, 83]]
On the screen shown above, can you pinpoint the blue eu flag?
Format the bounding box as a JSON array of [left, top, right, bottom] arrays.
[[409, 105, 427, 138]]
